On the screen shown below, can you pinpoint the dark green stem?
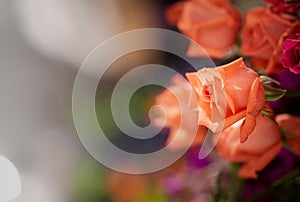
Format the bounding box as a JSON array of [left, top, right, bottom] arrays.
[[245, 169, 300, 202], [285, 90, 300, 97]]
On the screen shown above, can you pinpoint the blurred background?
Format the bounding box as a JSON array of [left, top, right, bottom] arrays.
[[0, 0, 263, 201], [0, 0, 174, 201]]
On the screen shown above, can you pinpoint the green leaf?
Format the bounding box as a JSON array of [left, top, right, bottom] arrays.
[[285, 90, 300, 98], [260, 75, 287, 101], [264, 86, 287, 101], [261, 109, 276, 123], [260, 75, 281, 86]]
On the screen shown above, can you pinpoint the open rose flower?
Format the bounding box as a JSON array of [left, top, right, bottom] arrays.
[[241, 7, 300, 74], [264, 0, 300, 16], [276, 114, 300, 156], [166, 0, 241, 58], [154, 75, 206, 150], [186, 58, 265, 143], [280, 36, 300, 74], [216, 114, 282, 179]]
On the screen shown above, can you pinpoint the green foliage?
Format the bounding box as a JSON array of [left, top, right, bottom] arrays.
[[245, 169, 300, 202], [260, 75, 287, 101], [264, 86, 287, 101], [70, 160, 111, 202], [213, 163, 245, 202], [95, 82, 164, 138], [142, 185, 167, 202]]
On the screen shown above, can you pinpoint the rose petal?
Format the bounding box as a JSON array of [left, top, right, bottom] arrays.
[[240, 77, 265, 142]]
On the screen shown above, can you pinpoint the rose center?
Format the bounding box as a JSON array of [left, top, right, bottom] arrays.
[[201, 84, 213, 102]]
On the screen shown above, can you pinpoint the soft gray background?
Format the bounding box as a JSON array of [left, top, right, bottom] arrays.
[[0, 1, 104, 201], [0, 0, 160, 201], [0, 0, 261, 201]]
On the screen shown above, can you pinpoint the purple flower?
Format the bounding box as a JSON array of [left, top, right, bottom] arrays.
[[163, 175, 184, 194], [280, 37, 300, 74], [186, 147, 210, 170]]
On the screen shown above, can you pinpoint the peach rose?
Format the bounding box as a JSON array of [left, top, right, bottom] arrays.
[[165, 1, 185, 26], [216, 114, 282, 179], [154, 75, 206, 150], [186, 58, 265, 143], [167, 0, 241, 58], [241, 7, 300, 74], [276, 114, 300, 156]]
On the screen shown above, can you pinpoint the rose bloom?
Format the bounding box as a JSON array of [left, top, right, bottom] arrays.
[[216, 114, 282, 179], [276, 114, 300, 156], [166, 0, 241, 58], [264, 0, 300, 16], [165, 1, 185, 26], [241, 7, 300, 74], [154, 75, 206, 150], [280, 37, 300, 74], [186, 58, 265, 143]]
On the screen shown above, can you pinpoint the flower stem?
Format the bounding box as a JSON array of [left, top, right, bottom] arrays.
[[245, 169, 300, 202], [285, 90, 300, 97]]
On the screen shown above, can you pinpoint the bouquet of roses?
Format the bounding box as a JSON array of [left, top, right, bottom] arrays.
[[153, 0, 300, 201]]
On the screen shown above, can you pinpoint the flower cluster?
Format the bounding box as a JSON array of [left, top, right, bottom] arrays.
[[155, 0, 300, 201], [166, 0, 300, 74]]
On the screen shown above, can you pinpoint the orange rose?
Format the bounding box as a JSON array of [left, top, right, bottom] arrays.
[[186, 58, 265, 143], [276, 114, 300, 156], [167, 0, 241, 58], [154, 75, 206, 150], [165, 1, 185, 26], [241, 7, 300, 74], [216, 114, 282, 179]]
